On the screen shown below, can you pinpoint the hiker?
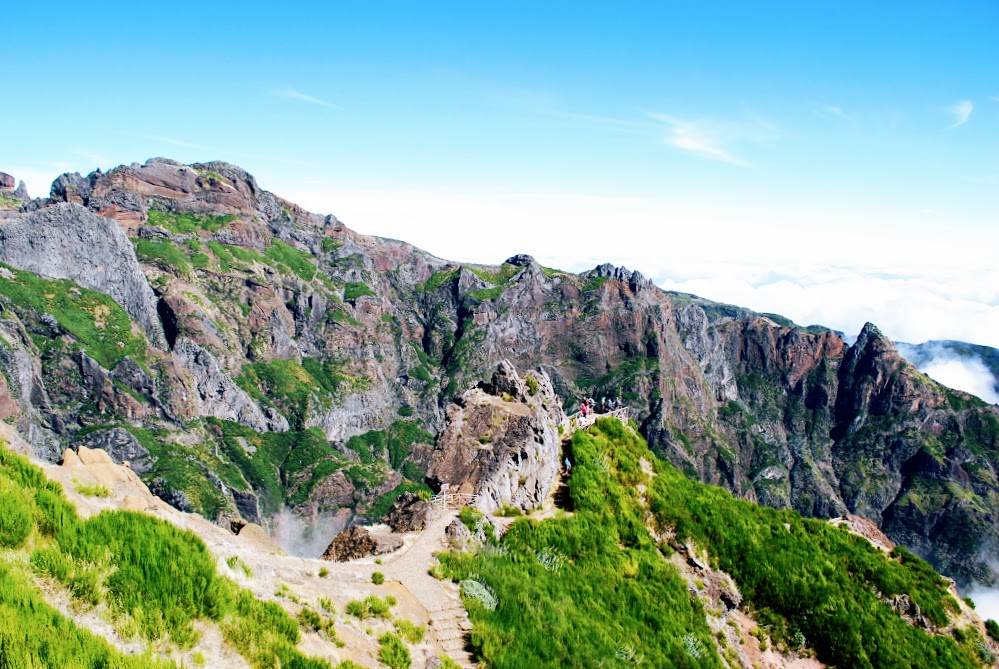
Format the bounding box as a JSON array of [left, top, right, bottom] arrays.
[[564, 457, 571, 473]]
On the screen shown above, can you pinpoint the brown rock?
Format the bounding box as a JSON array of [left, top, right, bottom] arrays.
[[321, 526, 380, 561], [383, 492, 433, 533]]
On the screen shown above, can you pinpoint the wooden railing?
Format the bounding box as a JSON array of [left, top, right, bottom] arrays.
[[430, 491, 480, 511]]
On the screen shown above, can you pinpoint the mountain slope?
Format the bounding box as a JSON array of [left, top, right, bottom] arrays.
[[0, 158, 996, 588]]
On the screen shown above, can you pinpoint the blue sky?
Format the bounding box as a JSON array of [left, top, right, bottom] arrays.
[[3, 1, 999, 349]]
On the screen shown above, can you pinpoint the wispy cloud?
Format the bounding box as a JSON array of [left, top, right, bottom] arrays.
[[71, 149, 108, 166], [271, 87, 336, 108], [948, 100, 973, 128], [649, 113, 765, 167], [813, 103, 852, 122]]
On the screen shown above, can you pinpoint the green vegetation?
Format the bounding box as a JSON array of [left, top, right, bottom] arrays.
[[266, 239, 317, 281], [207, 241, 266, 272], [0, 442, 332, 668], [211, 419, 346, 514], [236, 357, 369, 429], [439, 419, 982, 669], [343, 281, 376, 301], [582, 275, 609, 292], [467, 263, 520, 301], [378, 631, 411, 669], [646, 421, 982, 668], [345, 420, 433, 470], [0, 194, 23, 209], [0, 263, 147, 368], [321, 237, 343, 253], [135, 238, 192, 275], [372, 571, 385, 585], [345, 595, 395, 620], [147, 209, 237, 234], [73, 480, 111, 497], [318, 567, 329, 579], [423, 268, 458, 293], [439, 419, 721, 669], [525, 375, 539, 396], [987, 619, 999, 642], [393, 618, 426, 644]]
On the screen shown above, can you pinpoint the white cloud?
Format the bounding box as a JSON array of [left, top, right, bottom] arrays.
[[948, 100, 973, 128], [920, 357, 999, 404], [271, 88, 336, 108], [656, 265, 999, 350], [649, 113, 752, 166], [967, 584, 999, 621]]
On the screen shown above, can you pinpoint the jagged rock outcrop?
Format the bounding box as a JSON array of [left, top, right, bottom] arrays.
[[173, 339, 288, 432], [0, 202, 166, 347], [427, 361, 565, 513], [383, 492, 433, 533]]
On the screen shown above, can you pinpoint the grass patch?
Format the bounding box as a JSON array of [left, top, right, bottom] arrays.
[[344, 281, 376, 301], [73, 480, 110, 498], [147, 209, 237, 235], [0, 442, 331, 667], [438, 418, 980, 669], [0, 263, 147, 368], [135, 239, 192, 275], [265, 240, 317, 281]]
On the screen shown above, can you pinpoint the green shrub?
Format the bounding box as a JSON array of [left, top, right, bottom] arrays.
[[318, 567, 329, 578], [525, 375, 539, 396], [397, 405, 414, 417], [298, 607, 323, 632], [393, 618, 426, 644], [378, 631, 411, 669], [372, 571, 385, 585], [986, 619, 999, 642]]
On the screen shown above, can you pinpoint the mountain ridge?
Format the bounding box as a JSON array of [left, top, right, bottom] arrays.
[[0, 157, 996, 589]]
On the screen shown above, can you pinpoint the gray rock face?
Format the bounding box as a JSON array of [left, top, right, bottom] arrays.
[[428, 361, 565, 513], [173, 339, 289, 432], [0, 172, 14, 190], [73, 427, 154, 474], [0, 203, 167, 348]]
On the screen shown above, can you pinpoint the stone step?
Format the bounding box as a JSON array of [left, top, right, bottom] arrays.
[[443, 638, 468, 652], [434, 628, 465, 642]]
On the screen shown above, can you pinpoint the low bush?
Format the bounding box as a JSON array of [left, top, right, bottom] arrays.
[[378, 631, 411, 669]]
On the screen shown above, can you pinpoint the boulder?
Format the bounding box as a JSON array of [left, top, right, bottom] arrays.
[[383, 492, 433, 533], [320, 525, 401, 562], [73, 427, 154, 474]]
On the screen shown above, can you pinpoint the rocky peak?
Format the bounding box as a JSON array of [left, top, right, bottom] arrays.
[[505, 253, 537, 267], [428, 361, 565, 512], [0, 171, 29, 201], [587, 262, 651, 293]]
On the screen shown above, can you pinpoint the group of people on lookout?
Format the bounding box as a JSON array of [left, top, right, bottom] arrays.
[[578, 396, 622, 417]]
